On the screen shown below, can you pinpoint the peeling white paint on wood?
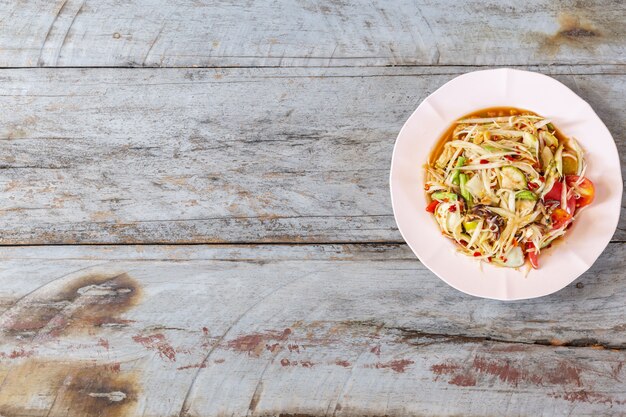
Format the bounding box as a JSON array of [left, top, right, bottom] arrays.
[[0, 244, 624, 416], [0, 0, 623, 67], [0, 67, 623, 244], [88, 391, 127, 402]]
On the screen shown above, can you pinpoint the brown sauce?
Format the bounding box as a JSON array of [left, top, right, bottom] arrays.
[[428, 107, 569, 165]]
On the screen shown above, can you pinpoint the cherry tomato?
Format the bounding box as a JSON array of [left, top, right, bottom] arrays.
[[425, 200, 439, 213], [526, 242, 539, 269], [544, 180, 576, 214], [551, 207, 572, 229], [544, 181, 562, 201], [565, 175, 595, 208]]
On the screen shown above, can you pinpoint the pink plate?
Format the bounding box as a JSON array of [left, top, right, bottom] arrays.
[[389, 68, 622, 300]]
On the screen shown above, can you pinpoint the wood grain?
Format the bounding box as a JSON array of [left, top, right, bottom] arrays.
[[0, 243, 624, 416], [2, 242, 624, 347], [0, 66, 623, 244], [1, 2, 623, 415], [0, 0, 623, 68]]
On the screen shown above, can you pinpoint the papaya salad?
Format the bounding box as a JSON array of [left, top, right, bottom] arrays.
[[424, 108, 595, 269]]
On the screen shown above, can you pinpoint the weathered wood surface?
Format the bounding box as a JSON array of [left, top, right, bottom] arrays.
[[0, 244, 624, 417], [0, 0, 624, 68], [0, 66, 624, 244], [1, 1, 625, 415]]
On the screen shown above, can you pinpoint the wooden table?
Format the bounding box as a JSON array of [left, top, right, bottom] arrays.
[[0, 1, 624, 416]]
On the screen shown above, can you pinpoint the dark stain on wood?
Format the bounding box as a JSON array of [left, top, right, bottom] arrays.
[[335, 360, 351, 367], [0, 272, 141, 415], [0, 360, 138, 417], [538, 13, 601, 54], [1, 272, 140, 339], [559, 26, 597, 38], [248, 381, 263, 412]]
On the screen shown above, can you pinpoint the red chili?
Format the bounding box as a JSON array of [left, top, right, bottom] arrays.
[[459, 240, 468, 246], [448, 205, 457, 212], [424, 184, 431, 191], [425, 200, 439, 213], [539, 176, 545, 182], [473, 252, 481, 257], [528, 182, 538, 190], [479, 159, 489, 164], [504, 155, 515, 161], [487, 257, 492, 262]]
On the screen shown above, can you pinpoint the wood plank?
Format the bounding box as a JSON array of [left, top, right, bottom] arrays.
[[0, 67, 624, 244], [0, 0, 624, 68], [0, 243, 624, 416]]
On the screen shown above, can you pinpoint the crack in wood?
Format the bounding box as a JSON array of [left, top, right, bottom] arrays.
[[353, 322, 626, 351]]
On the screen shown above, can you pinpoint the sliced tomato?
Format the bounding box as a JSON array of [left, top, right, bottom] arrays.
[[565, 175, 595, 208], [550, 207, 572, 229], [544, 180, 562, 201], [526, 242, 539, 269], [425, 200, 439, 213], [544, 180, 576, 214]]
